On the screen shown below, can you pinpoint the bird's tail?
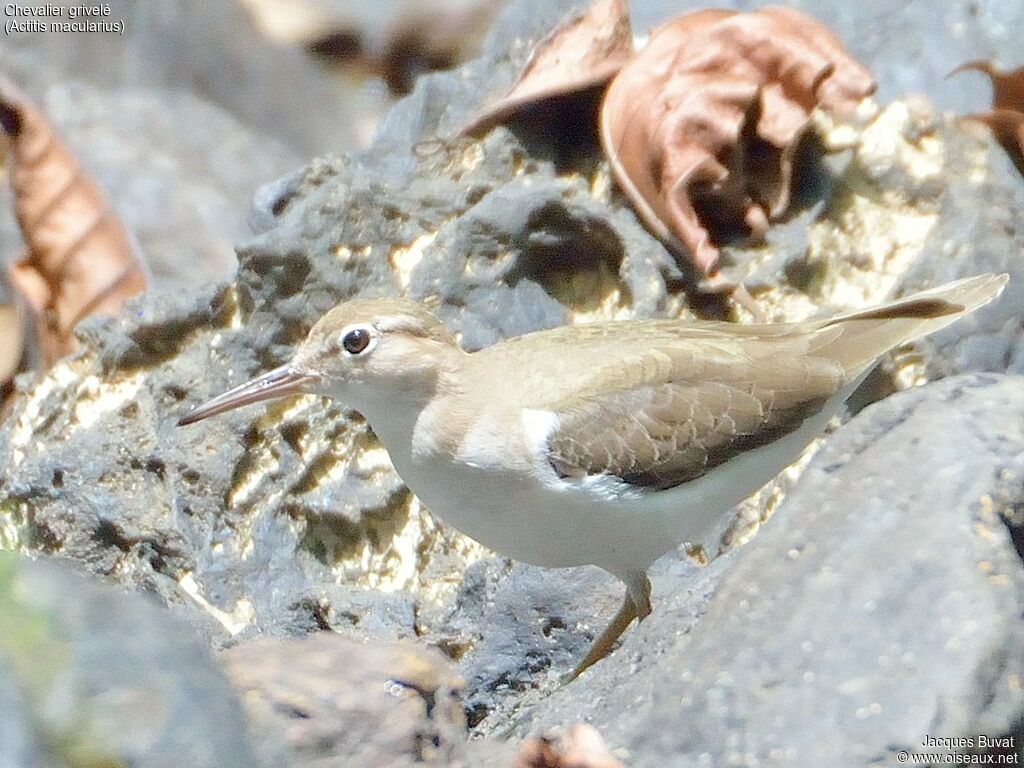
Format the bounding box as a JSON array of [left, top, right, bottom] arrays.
[[813, 273, 1007, 375]]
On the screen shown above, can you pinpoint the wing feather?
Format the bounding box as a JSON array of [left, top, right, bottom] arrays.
[[544, 340, 844, 490], [472, 275, 1005, 491]]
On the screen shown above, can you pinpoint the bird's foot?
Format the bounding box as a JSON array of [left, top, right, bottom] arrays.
[[561, 574, 651, 683]]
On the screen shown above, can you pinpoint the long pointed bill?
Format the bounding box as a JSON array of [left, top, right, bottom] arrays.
[[177, 364, 319, 426]]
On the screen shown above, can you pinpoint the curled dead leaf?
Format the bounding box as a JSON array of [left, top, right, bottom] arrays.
[[459, 0, 634, 136], [512, 724, 623, 768], [0, 78, 147, 365], [600, 5, 876, 282], [950, 61, 1024, 175]]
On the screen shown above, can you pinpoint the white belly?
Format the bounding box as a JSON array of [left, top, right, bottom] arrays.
[[377, 391, 847, 582]]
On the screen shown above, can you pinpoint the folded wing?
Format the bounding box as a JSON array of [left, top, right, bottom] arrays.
[[543, 272, 1007, 490], [545, 339, 845, 490]]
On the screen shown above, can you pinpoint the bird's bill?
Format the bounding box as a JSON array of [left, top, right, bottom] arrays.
[[177, 364, 319, 426]]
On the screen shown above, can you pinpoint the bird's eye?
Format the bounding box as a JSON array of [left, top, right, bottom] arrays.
[[341, 327, 372, 355]]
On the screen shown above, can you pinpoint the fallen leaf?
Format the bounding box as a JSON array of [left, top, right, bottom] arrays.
[[950, 61, 1024, 175], [600, 5, 876, 284], [0, 77, 147, 365], [459, 0, 634, 136]]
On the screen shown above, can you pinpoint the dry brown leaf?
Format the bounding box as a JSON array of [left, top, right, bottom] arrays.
[[600, 5, 875, 283], [459, 0, 634, 136], [0, 77, 146, 365], [512, 724, 623, 768], [951, 61, 1024, 175]]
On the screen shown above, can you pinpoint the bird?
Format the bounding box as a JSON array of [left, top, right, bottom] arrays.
[[178, 273, 1006, 678]]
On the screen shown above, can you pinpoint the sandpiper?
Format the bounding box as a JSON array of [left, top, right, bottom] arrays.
[[179, 274, 1006, 677]]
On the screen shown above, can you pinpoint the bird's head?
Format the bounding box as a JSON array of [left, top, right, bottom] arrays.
[[178, 297, 460, 426]]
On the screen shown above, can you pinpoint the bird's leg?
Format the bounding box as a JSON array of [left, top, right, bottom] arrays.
[[630, 572, 652, 621], [566, 594, 636, 681], [565, 572, 652, 682]]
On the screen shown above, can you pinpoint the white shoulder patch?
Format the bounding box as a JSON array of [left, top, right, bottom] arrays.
[[521, 408, 650, 500], [452, 409, 557, 472], [521, 408, 559, 459]]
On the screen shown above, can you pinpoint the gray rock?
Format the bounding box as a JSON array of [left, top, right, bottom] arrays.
[[252, 0, 505, 96], [490, 373, 1024, 766], [0, 654, 46, 768], [370, 0, 583, 155], [432, 549, 724, 735], [219, 633, 466, 767], [0, 553, 264, 768], [428, 558, 622, 728], [895, 122, 1024, 378], [408, 166, 682, 350]]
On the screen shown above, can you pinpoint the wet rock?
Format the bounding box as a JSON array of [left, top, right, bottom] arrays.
[[0, 553, 263, 768], [489, 373, 1024, 766], [219, 633, 466, 767]]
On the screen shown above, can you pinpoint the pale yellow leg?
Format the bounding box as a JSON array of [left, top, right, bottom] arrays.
[[566, 594, 638, 681], [565, 573, 652, 682]]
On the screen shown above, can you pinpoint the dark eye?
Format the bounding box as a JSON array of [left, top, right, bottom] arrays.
[[342, 327, 371, 355]]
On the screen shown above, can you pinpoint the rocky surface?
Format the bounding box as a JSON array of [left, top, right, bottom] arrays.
[[1, 1, 1024, 766], [893, 118, 1024, 380], [220, 634, 466, 767], [0, 553, 264, 767]]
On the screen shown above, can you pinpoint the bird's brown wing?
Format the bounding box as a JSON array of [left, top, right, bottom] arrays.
[[543, 337, 846, 490], [500, 273, 1005, 490]]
